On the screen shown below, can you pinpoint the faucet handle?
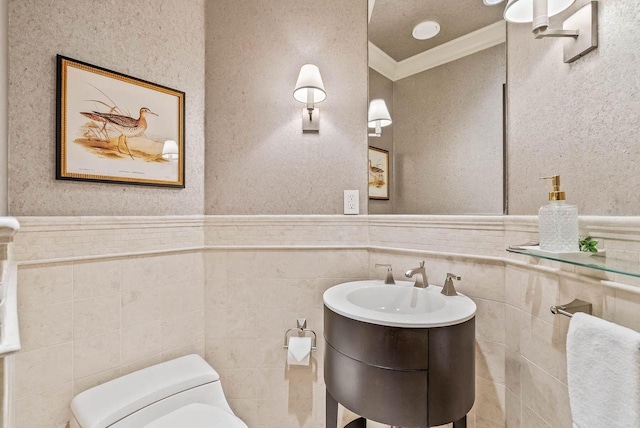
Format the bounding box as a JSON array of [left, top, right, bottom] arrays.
[[375, 264, 395, 285], [442, 273, 461, 296], [419, 261, 425, 268]]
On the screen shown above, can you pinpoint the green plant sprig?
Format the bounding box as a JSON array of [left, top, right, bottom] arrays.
[[579, 236, 598, 253]]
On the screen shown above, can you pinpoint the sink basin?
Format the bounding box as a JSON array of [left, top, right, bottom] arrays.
[[323, 280, 476, 328]]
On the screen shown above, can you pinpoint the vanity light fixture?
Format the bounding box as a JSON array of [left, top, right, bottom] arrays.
[[293, 64, 326, 132], [368, 99, 392, 137], [162, 140, 179, 160], [412, 21, 441, 40], [504, 0, 598, 63], [483, 0, 505, 6]]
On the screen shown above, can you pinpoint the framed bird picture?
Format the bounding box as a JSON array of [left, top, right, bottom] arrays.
[[56, 55, 185, 187], [368, 146, 389, 200]]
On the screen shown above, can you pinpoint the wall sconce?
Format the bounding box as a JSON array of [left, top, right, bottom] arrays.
[[504, 0, 598, 63], [293, 64, 326, 132], [368, 99, 392, 137], [162, 140, 179, 160]]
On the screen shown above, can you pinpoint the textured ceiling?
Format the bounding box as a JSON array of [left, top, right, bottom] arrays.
[[369, 0, 505, 62]]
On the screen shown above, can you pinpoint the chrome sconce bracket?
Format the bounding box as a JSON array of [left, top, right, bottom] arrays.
[[533, 1, 598, 63], [368, 121, 382, 137], [302, 87, 320, 132], [302, 107, 320, 132], [561, 1, 598, 63]]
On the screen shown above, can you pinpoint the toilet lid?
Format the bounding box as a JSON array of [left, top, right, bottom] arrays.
[[144, 403, 248, 428]]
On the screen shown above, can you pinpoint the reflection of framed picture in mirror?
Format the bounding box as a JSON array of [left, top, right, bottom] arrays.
[[368, 147, 389, 200]]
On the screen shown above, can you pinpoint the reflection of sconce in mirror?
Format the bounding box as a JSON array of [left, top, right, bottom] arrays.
[[162, 140, 179, 161], [504, 0, 598, 63], [293, 64, 326, 132], [368, 99, 392, 138]]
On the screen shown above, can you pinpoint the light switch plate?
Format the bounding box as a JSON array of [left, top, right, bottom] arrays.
[[344, 190, 359, 215]]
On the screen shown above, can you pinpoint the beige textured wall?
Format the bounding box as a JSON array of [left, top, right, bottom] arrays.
[[7, 0, 205, 216], [368, 68, 393, 214], [204, 0, 368, 215], [507, 0, 640, 215], [0, 0, 7, 215], [393, 44, 505, 214]]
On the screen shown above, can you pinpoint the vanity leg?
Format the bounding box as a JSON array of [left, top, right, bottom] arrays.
[[326, 389, 339, 428], [344, 417, 367, 428], [453, 415, 467, 428]]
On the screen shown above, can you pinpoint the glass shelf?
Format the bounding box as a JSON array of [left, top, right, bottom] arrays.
[[506, 247, 640, 279]]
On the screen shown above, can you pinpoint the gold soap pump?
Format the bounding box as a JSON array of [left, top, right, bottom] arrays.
[[538, 174, 579, 252], [540, 175, 565, 201]]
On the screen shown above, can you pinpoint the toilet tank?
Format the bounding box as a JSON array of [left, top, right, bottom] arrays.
[[70, 355, 230, 428]]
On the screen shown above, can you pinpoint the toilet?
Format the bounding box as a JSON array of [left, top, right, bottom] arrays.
[[69, 354, 248, 428]]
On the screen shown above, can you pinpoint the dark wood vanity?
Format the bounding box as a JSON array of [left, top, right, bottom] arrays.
[[324, 306, 475, 428]]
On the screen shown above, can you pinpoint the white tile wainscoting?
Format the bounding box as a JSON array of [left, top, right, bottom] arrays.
[[7, 215, 640, 428]]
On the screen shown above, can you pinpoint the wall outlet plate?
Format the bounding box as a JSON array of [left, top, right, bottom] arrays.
[[344, 190, 359, 215]]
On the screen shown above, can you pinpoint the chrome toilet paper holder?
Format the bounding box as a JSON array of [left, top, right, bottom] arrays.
[[283, 318, 317, 351]]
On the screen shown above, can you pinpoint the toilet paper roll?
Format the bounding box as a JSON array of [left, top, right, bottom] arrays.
[[287, 336, 312, 366]]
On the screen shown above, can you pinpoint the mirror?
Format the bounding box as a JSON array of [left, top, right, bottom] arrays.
[[368, 0, 507, 215]]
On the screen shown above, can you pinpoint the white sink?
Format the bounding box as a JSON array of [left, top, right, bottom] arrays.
[[323, 280, 477, 328]]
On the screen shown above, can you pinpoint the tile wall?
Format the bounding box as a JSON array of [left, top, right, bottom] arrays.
[[9, 217, 205, 428], [204, 249, 369, 427], [7, 215, 640, 428]]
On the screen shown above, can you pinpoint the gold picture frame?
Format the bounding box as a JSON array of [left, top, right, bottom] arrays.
[[56, 55, 185, 187], [368, 146, 389, 200]]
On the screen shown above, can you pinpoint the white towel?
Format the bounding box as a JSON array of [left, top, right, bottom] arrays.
[[567, 312, 640, 428]]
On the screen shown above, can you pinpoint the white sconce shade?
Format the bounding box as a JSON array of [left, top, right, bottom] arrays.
[[483, 0, 505, 5], [368, 99, 392, 128], [293, 64, 326, 104], [368, 99, 392, 137], [162, 140, 179, 160], [504, 0, 575, 23]]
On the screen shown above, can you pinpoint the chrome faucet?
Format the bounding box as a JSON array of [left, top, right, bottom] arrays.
[[405, 261, 428, 288], [442, 273, 461, 296], [375, 264, 395, 285]]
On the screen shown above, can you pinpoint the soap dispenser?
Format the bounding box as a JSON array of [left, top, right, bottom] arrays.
[[539, 175, 579, 252]]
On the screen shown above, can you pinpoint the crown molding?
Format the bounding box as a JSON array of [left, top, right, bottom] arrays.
[[368, 41, 397, 81], [369, 21, 506, 82]]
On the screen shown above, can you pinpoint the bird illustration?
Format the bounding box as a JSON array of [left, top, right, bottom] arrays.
[[369, 159, 384, 175], [81, 107, 158, 160], [369, 159, 386, 187]]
